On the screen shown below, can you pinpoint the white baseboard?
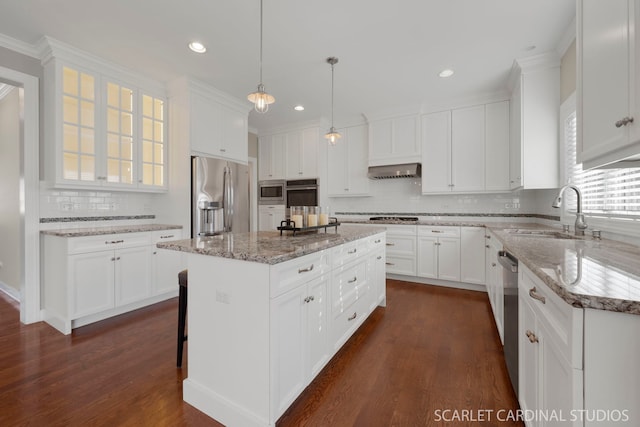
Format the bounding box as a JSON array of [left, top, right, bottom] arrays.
[[386, 274, 487, 293], [0, 280, 20, 301]]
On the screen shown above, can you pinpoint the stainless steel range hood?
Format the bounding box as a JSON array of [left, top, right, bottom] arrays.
[[367, 163, 422, 179]]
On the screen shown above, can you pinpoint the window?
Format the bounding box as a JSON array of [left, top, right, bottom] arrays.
[[562, 93, 640, 233]]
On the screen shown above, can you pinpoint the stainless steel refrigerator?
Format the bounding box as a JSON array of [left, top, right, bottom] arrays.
[[191, 156, 251, 237]]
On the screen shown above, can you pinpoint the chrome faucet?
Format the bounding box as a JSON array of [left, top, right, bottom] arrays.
[[552, 184, 588, 236]]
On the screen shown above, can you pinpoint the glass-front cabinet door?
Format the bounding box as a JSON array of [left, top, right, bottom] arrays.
[[44, 54, 168, 192]]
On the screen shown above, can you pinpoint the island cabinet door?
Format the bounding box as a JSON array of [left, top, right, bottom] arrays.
[[270, 274, 329, 420]]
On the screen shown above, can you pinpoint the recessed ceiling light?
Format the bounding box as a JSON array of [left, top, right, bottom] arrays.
[[294, 105, 305, 111], [188, 42, 207, 54], [439, 69, 454, 78]]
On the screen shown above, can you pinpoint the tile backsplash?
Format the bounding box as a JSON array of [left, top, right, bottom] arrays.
[[39, 187, 155, 219], [328, 179, 547, 215]]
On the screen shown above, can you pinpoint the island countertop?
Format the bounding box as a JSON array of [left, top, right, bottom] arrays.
[[156, 225, 386, 265]]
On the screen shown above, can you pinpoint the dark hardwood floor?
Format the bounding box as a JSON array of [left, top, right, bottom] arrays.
[[0, 279, 522, 426]]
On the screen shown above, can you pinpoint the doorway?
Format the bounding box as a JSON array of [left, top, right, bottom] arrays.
[[0, 66, 40, 324]]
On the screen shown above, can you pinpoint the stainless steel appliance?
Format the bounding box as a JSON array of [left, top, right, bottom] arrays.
[[258, 179, 285, 205], [498, 250, 519, 397], [192, 156, 251, 237], [285, 178, 319, 209]]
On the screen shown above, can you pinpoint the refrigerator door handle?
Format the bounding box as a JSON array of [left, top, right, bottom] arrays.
[[223, 166, 234, 232]]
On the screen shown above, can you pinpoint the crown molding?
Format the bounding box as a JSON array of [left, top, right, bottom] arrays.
[[508, 51, 561, 91], [168, 75, 251, 115], [0, 32, 39, 58]]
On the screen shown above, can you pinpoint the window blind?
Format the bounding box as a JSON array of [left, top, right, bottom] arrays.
[[564, 111, 640, 218]]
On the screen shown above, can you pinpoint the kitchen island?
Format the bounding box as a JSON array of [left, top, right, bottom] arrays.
[[157, 225, 386, 427]]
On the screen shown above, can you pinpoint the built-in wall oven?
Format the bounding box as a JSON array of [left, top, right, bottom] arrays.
[[258, 179, 285, 205], [286, 178, 319, 211]]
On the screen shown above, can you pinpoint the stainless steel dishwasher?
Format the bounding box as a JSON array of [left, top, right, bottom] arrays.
[[498, 250, 519, 397]]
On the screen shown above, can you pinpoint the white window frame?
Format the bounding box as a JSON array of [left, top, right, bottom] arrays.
[[561, 93, 640, 237]]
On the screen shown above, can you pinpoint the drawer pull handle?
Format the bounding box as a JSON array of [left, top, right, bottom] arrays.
[[348, 277, 357, 283], [492, 263, 497, 267], [304, 296, 315, 303], [160, 235, 175, 239], [111, 257, 116, 261], [298, 264, 314, 273], [528, 287, 546, 304], [485, 235, 491, 239], [385, 262, 395, 266], [615, 116, 634, 128], [385, 243, 395, 246], [376, 256, 382, 260], [153, 251, 157, 255], [348, 312, 357, 321], [526, 330, 539, 343], [374, 239, 381, 243], [485, 245, 490, 249], [348, 248, 357, 254], [105, 240, 124, 244], [431, 230, 443, 233]]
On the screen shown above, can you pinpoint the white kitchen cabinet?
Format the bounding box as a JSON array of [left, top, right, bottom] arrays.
[[171, 78, 249, 164], [42, 228, 182, 334], [578, 0, 640, 169], [43, 51, 168, 192], [460, 227, 486, 285], [508, 55, 560, 189], [416, 226, 460, 282], [271, 274, 329, 417], [422, 102, 510, 194], [151, 230, 185, 296], [368, 114, 421, 166], [285, 127, 319, 178], [384, 224, 417, 276], [518, 265, 583, 427], [327, 124, 370, 197], [258, 205, 286, 231], [258, 133, 285, 180], [484, 231, 503, 342], [485, 101, 511, 191], [451, 105, 485, 192], [368, 236, 387, 311]]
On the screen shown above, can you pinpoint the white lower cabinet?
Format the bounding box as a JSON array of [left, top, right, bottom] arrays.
[[384, 224, 417, 276], [43, 228, 183, 334], [259, 205, 286, 231], [518, 265, 583, 427], [416, 226, 460, 281], [151, 230, 185, 295], [484, 231, 504, 342], [460, 226, 486, 285], [271, 274, 329, 417]]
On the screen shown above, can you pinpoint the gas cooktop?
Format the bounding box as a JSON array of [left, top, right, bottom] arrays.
[[369, 216, 419, 221]]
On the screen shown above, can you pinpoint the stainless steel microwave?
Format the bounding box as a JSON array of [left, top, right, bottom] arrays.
[[258, 179, 285, 205]]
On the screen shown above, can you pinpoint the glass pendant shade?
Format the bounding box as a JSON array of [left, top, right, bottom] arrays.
[[247, 84, 275, 113], [325, 127, 342, 145]]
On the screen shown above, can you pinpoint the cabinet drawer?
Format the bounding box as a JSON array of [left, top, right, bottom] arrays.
[[385, 255, 416, 276], [332, 260, 367, 317], [520, 266, 583, 369], [68, 232, 152, 254], [418, 226, 460, 237], [385, 234, 416, 256], [367, 233, 386, 251], [151, 229, 182, 243], [383, 224, 417, 235], [331, 287, 370, 351], [332, 240, 366, 268], [270, 250, 331, 298]]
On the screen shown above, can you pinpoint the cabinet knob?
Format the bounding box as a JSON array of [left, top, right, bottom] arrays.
[[153, 251, 157, 255], [615, 116, 634, 128], [492, 263, 497, 267], [485, 245, 490, 249], [525, 330, 539, 344], [377, 256, 382, 260]]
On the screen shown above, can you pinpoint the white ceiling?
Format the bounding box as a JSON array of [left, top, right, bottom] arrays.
[[0, 0, 575, 133]]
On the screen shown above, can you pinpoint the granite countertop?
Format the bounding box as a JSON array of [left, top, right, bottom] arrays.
[[41, 224, 183, 237], [156, 225, 386, 265], [487, 224, 640, 315], [341, 218, 486, 227]]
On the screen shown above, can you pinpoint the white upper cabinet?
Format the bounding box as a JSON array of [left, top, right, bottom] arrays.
[[327, 124, 370, 197], [368, 114, 421, 166], [578, 0, 640, 169], [259, 126, 319, 181], [421, 101, 510, 194], [42, 39, 168, 192], [170, 77, 249, 164], [509, 54, 560, 189]]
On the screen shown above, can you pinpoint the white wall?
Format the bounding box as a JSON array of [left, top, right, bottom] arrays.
[[328, 178, 544, 216], [0, 86, 21, 292]]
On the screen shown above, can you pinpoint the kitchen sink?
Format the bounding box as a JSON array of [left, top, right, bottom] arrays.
[[504, 229, 580, 240]]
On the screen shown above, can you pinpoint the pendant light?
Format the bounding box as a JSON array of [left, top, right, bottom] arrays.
[[247, 0, 275, 113], [325, 57, 341, 144]]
